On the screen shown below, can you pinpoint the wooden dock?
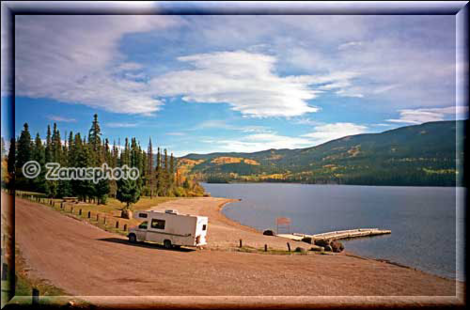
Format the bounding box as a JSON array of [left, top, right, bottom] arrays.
[[277, 228, 391, 242]]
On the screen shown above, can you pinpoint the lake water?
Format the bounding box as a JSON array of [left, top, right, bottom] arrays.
[[202, 183, 465, 281]]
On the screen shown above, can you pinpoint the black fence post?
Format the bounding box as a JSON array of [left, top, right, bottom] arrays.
[[123, 224, 127, 231], [88, 211, 91, 218], [287, 242, 291, 252], [239, 239, 243, 248], [32, 288, 39, 305], [265, 244, 268, 252]]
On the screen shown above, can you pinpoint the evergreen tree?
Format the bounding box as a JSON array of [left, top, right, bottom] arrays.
[[146, 138, 154, 197], [17, 123, 33, 190], [32, 133, 46, 193], [68, 131, 74, 166], [155, 147, 162, 196], [87, 114, 109, 203], [88, 114, 101, 152], [163, 149, 169, 195], [121, 138, 130, 166], [51, 123, 62, 163], [71, 133, 94, 201], [45, 125, 52, 163], [116, 178, 141, 218]]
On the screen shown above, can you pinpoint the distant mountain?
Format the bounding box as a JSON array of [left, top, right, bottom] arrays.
[[178, 120, 466, 187]]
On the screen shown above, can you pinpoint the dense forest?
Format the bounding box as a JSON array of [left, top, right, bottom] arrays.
[[1, 114, 205, 207], [179, 120, 466, 187]]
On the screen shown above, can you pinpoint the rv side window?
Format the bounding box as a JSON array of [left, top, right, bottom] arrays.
[[202, 224, 207, 231], [139, 213, 148, 218], [138, 221, 148, 229], [151, 219, 165, 230]]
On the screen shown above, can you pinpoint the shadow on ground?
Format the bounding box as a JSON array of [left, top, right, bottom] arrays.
[[97, 237, 196, 252]]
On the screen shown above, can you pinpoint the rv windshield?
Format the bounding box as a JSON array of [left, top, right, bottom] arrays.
[[139, 221, 148, 229]]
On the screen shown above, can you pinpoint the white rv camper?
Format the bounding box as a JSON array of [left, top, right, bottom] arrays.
[[128, 210, 208, 248]]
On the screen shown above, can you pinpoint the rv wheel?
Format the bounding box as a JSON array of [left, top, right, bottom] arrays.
[[128, 234, 137, 243], [163, 240, 172, 249]]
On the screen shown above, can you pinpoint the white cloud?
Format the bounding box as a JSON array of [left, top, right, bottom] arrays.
[[15, 15, 182, 115], [281, 18, 456, 109], [200, 122, 368, 153], [47, 115, 77, 123], [204, 133, 314, 153], [338, 41, 364, 50], [302, 123, 368, 145], [149, 50, 321, 118], [387, 106, 469, 124]]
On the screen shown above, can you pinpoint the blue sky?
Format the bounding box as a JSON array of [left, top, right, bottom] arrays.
[[4, 12, 468, 156]]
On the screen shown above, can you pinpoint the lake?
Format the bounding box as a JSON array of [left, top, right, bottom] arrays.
[[202, 183, 465, 281]]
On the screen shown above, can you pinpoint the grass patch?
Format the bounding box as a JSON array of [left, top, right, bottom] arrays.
[[17, 195, 182, 236]]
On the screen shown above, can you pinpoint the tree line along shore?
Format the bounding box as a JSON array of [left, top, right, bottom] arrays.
[[1, 114, 205, 216]]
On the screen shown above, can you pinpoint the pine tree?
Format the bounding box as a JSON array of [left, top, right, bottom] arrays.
[[163, 149, 169, 195], [116, 178, 141, 218], [87, 114, 108, 203], [88, 114, 101, 153], [45, 125, 52, 163], [71, 133, 94, 201], [155, 147, 162, 196], [108, 140, 119, 198], [121, 138, 130, 166], [32, 133, 46, 193], [68, 131, 74, 166], [147, 138, 154, 197], [51, 123, 62, 163], [17, 123, 33, 190]]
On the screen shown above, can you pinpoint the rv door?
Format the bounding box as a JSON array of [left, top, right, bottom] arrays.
[[135, 221, 148, 241]]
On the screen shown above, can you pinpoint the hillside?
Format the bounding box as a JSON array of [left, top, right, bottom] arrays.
[[178, 120, 466, 186]]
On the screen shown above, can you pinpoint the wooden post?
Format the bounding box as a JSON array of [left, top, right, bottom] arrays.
[[88, 211, 91, 218], [287, 242, 291, 252], [96, 214, 99, 221], [71, 206, 74, 213], [103, 217, 106, 224], [60, 202, 64, 209], [123, 224, 127, 231], [115, 221, 119, 229], [239, 239, 243, 248], [1, 263, 8, 280], [264, 244, 268, 252], [79, 209, 82, 216], [32, 288, 39, 305]]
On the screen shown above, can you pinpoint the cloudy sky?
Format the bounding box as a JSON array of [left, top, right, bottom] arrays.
[[9, 12, 467, 156]]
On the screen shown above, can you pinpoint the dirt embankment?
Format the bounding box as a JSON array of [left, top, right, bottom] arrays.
[[13, 195, 464, 307]]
